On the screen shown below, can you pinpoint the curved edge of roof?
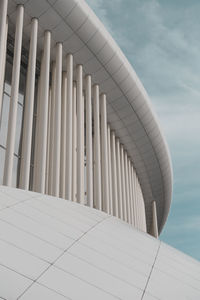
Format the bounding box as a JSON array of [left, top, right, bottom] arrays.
[[76, 0, 173, 233], [7, 0, 173, 233]]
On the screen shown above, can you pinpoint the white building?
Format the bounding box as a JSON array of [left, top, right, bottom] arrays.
[[0, 0, 199, 299]]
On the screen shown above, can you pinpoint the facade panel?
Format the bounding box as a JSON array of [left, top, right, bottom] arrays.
[[0, 0, 172, 249]]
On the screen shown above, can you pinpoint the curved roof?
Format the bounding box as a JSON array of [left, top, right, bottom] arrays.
[[7, 0, 173, 233], [0, 187, 199, 300]]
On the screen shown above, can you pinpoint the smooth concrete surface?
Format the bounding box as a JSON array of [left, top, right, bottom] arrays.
[[0, 186, 199, 300]]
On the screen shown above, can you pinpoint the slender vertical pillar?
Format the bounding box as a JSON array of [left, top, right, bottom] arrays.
[[19, 18, 38, 190], [48, 62, 56, 195], [85, 75, 93, 207], [139, 186, 147, 232], [100, 93, 109, 213], [76, 65, 84, 204], [120, 145, 127, 221], [128, 158, 134, 224], [0, 0, 8, 114], [133, 169, 139, 228], [107, 125, 113, 214], [131, 165, 137, 226], [136, 177, 141, 229], [33, 75, 41, 191], [45, 87, 51, 194], [33, 30, 51, 193], [60, 72, 67, 198], [72, 82, 77, 202], [65, 54, 73, 200], [116, 139, 123, 219], [3, 5, 24, 186], [111, 131, 118, 217], [52, 43, 62, 197], [0, 17, 8, 118], [143, 202, 147, 232], [138, 182, 142, 229], [93, 85, 101, 210], [151, 201, 158, 238], [124, 151, 131, 223]]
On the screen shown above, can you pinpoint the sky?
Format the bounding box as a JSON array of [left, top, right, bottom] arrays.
[[85, 0, 200, 261]]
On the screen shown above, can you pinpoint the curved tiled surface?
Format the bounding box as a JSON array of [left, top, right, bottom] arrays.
[[7, 0, 173, 232], [0, 187, 199, 300]]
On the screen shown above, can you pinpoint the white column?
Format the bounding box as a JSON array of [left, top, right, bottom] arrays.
[[19, 18, 38, 190], [111, 131, 118, 217], [143, 202, 147, 232], [76, 65, 84, 204], [124, 151, 131, 223], [52, 43, 62, 197], [100, 93, 109, 214], [72, 82, 77, 202], [85, 75, 93, 207], [60, 72, 67, 198], [128, 158, 134, 225], [32, 75, 41, 191], [45, 87, 51, 194], [93, 85, 101, 210], [139, 186, 147, 232], [133, 168, 139, 228], [136, 177, 141, 229], [33, 30, 51, 193], [137, 181, 142, 229], [120, 145, 127, 221], [48, 62, 56, 195], [151, 201, 158, 238], [131, 164, 136, 226], [0, 17, 8, 118], [107, 125, 113, 215], [116, 138, 123, 219], [65, 54, 73, 200], [3, 5, 24, 186], [0, 0, 8, 114]]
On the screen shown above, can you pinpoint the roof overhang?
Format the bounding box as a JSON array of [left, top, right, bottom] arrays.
[[7, 0, 173, 234]]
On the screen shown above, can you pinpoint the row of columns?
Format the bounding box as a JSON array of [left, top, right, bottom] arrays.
[[0, 0, 159, 235]]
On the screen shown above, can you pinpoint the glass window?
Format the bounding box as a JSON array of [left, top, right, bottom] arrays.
[[14, 104, 23, 156], [0, 93, 10, 148], [29, 165, 34, 190], [18, 92, 24, 105], [12, 155, 19, 188], [0, 147, 5, 185], [4, 82, 11, 96]]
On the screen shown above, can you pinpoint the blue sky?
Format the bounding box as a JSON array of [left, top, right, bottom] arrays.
[[86, 0, 200, 261]]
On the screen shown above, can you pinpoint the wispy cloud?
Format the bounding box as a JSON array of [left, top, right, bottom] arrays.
[[86, 0, 200, 260]]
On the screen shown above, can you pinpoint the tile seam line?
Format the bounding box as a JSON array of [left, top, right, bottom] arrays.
[[22, 201, 87, 233], [17, 214, 111, 299], [33, 197, 103, 222], [73, 239, 150, 278], [10, 205, 80, 240], [0, 192, 43, 211], [141, 240, 161, 300], [12, 195, 102, 223], [28, 201, 102, 227], [0, 210, 75, 249], [65, 251, 146, 292]]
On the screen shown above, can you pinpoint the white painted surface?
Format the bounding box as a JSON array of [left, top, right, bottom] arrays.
[[0, 187, 199, 300], [4, 0, 173, 233]]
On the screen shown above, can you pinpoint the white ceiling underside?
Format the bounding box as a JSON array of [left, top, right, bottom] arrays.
[[7, 0, 173, 233]]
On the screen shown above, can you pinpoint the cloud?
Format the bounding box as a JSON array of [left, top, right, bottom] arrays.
[[86, 0, 200, 260]]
